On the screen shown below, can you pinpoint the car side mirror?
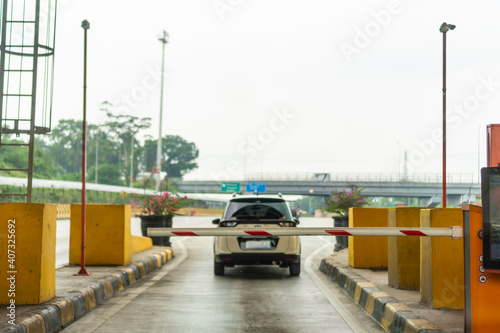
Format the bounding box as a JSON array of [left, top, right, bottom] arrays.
[[294, 218, 300, 225], [212, 218, 220, 225]]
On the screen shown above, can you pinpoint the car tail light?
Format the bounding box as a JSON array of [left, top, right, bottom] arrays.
[[279, 222, 297, 227], [220, 221, 237, 227]]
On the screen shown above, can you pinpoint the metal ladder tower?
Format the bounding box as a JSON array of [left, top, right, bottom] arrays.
[[0, 0, 57, 202]]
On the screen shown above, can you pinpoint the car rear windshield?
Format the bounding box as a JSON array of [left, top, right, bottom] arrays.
[[223, 198, 293, 220]]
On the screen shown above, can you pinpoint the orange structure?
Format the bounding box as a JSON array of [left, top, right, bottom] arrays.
[[487, 124, 500, 167], [463, 205, 500, 332]]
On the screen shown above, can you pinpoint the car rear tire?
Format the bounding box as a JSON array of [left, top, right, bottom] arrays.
[[289, 262, 300, 276], [214, 262, 225, 276]]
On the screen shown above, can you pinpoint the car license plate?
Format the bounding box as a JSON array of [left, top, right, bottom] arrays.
[[245, 240, 272, 249]]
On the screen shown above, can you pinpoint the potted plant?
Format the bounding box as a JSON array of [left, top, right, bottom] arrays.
[[323, 187, 369, 251], [133, 188, 188, 247]]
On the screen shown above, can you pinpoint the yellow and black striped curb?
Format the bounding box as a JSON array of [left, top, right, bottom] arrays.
[[319, 256, 444, 333], [0, 248, 175, 333]]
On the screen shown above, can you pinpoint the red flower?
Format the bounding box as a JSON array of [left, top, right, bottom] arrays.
[[133, 190, 187, 216]]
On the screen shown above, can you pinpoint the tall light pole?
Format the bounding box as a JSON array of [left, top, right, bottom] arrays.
[[397, 141, 401, 180], [129, 130, 139, 187], [95, 130, 98, 184], [156, 31, 168, 190], [76, 19, 90, 276], [440, 22, 455, 208]]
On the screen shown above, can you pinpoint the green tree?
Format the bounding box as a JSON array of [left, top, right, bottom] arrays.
[[87, 128, 121, 184], [100, 101, 151, 182], [143, 138, 157, 172], [58, 172, 81, 181], [33, 138, 59, 179], [162, 135, 199, 178], [0, 137, 57, 179], [45, 118, 123, 183], [144, 135, 199, 179], [0, 138, 27, 177], [45, 119, 83, 174], [87, 163, 124, 186]]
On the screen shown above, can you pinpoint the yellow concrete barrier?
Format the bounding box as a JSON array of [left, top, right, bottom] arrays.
[[70, 204, 132, 266], [348, 207, 388, 269], [388, 207, 422, 290], [420, 208, 464, 309], [131, 235, 153, 254], [0, 203, 57, 304]]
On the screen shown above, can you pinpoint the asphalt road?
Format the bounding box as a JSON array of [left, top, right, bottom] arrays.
[[59, 217, 385, 332]]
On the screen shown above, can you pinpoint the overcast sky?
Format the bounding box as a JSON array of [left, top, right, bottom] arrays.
[[50, 0, 500, 182]]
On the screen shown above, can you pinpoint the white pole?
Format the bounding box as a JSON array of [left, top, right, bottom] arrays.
[[95, 131, 98, 184], [397, 141, 401, 180], [130, 133, 134, 187], [156, 31, 168, 190]]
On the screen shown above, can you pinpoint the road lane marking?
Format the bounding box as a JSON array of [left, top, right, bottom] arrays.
[[62, 239, 188, 333], [305, 240, 369, 333]]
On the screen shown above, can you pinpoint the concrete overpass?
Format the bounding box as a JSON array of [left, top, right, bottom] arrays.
[[177, 173, 480, 207]]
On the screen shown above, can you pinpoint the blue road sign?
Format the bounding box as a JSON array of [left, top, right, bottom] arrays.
[[246, 182, 266, 193]]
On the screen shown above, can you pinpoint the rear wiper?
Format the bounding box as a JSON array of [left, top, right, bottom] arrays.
[[235, 215, 260, 220]]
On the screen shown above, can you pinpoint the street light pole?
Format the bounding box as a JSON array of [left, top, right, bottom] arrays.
[[156, 31, 168, 190], [130, 134, 134, 187], [129, 130, 139, 187], [76, 19, 90, 276], [95, 131, 98, 184], [439, 22, 455, 208], [397, 141, 401, 181]]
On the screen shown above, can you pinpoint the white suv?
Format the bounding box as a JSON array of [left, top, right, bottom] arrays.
[[212, 194, 301, 276]]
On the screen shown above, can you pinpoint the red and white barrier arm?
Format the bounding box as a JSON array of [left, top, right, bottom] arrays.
[[148, 226, 463, 239]]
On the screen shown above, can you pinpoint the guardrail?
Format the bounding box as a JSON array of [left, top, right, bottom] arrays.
[[147, 227, 463, 239], [242, 172, 475, 183]]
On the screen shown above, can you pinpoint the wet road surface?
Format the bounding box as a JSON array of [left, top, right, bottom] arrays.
[[62, 217, 385, 332]]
